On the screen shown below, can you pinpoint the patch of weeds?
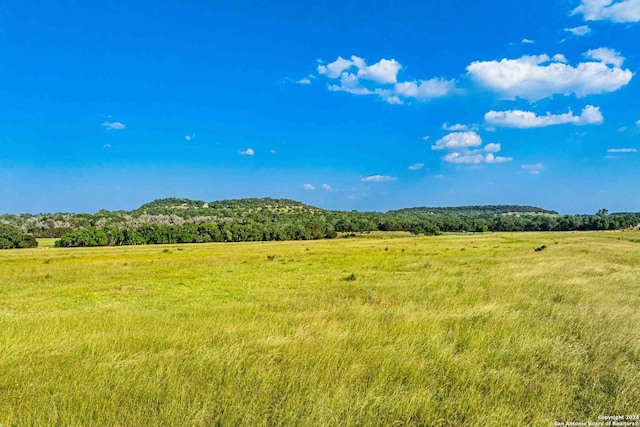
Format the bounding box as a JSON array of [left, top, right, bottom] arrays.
[[401, 248, 405, 253], [535, 245, 547, 252], [43, 259, 52, 264], [384, 246, 389, 251], [267, 254, 276, 261], [344, 273, 357, 282], [177, 248, 184, 251]]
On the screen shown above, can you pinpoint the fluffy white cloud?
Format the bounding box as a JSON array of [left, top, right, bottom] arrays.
[[485, 105, 604, 128], [362, 175, 397, 182], [565, 25, 592, 36], [240, 148, 255, 156], [321, 183, 333, 191], [435, 133, 512, 165], [572, 0, 640, 23], [432, 132, 483, 150], [585, 47, 625, 67], [303, 184, 316, 190], [296, 78, 312, 85], [522, 38, 535, 44], [636, 119, 640, 126], [102, 121, 126, 130], [467, 53, 632, 100], [522, 163, 545, 174], [318, 55, 457, 104], [607, 148, 637, 152], [408, 163, 425, 171]]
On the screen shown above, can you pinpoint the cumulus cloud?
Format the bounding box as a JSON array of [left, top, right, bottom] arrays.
[[466, 52, 632, 100], [102, 121, 126, 130], [432, 132, 483, 150], [485, 105, 604, 128], [240, 148, 255, 156], [522, 163, 545, 174], [572, 0, 640, 23], [607, 148, 637, 153], [435, 133, 512, 165], [408, 163, 425, 171], [321, 183, 333, 191], [585, 47, 625, 67], [303, 184, 316, 190], [318, 55, 457, 104], [565, 25, 592, 36], [362, 175, 398, 182]]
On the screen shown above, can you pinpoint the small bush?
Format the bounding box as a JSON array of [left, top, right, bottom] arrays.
[[534, 245, 547, 252], [344, 273, 357, 282]]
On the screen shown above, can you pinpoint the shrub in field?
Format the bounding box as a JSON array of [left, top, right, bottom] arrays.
[[0, 224, 38, 249]]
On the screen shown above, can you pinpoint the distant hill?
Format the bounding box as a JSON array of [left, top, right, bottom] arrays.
[[388, 205, 558, 216], [137, 197, 319, 214]]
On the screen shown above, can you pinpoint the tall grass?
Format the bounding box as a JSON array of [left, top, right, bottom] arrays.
[[1, 231, 639, 426]]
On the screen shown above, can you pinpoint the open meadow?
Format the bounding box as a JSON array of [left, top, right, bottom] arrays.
[[1, 231, 639, 426]]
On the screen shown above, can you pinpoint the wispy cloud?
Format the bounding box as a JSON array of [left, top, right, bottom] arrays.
[[408, 163, 425, 171], [103, 144, 111, 149], [321, 183, 333, 191], [185, 133, 195, 141], [607, 148, 637, 153], [441, 123, 478, 131], [522, 38, 535, 44], [572, 0, 640, 23], [296, 78, 312, 85], [521, 163, 545, 174], [240, 148, 255, 156], [101, 121, 126, 130], [485, 105, 603, 128], [565, 25, 592, 36], [362, 175, 397, 182], [303, 184, 316, 190], [467, 52, 632, 100]]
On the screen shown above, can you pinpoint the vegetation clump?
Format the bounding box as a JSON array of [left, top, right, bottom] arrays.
[[0, 224, 37, 249]]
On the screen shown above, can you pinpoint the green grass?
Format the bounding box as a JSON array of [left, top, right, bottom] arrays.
[[1, 231, 639, 426]]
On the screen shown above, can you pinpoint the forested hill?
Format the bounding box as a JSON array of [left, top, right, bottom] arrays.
[[1, 197, 639, 248], [389, 205, 558, 216]]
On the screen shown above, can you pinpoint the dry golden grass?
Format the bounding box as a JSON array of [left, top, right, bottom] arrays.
[[1, 231, 639, 426]]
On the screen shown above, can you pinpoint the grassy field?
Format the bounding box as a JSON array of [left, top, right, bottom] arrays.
[[1, 232, 639, 426]]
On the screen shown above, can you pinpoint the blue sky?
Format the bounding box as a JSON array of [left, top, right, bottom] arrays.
[[1, 0, 639, 214]]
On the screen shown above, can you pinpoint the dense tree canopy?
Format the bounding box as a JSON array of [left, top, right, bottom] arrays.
[[0, 224, 37, 249], [1, 198, 638, 248]]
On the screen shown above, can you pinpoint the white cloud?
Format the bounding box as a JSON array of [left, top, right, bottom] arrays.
[[303, 184, 316, 190], [565, 25, 592, 36], [185, 134, 195, 141], [435, 133, 512, 165], [585, 47, 625, 67], [362, 175, 398, 182], [522, 38, 535, 44], [485, 105, 604, 128], [296, 78, 312, 85], [467, 53, 633, 100], [270, 149, 276, 154], [432, 131, 483, 150], [522, 163, 545, 174], [484, 143, 501, 153], [102, 121, 126, 130], [443, 151, 512, 164], [408, 163, 425, 171], [636, 119, 640, 126], [103, 144, 111, 149], [422, 136, 430, 141], [240, 148, 255, 156], [442, 122, 478, 131], [607, 148, 637, 152], [435, 174, 444, 179], [321, 183, 333, 191], [572, 0, 640, 23], [318, 55, 457, 104]]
